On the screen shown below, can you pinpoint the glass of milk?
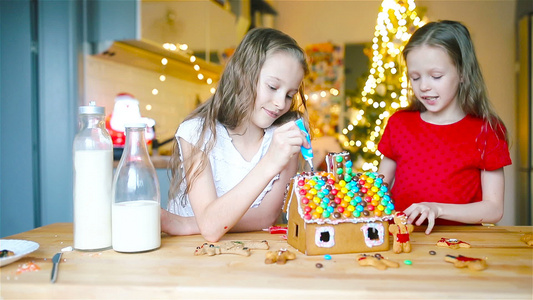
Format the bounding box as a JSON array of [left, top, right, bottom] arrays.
[[73, 102, 113, 251], [112, 123, 161, 253]]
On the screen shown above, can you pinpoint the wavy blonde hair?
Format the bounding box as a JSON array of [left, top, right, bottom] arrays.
[[169, 28, 309, 206], [402, 20, 508, 143]]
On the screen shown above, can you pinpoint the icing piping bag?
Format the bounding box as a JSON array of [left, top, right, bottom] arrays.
[[295, 118, 314, 172]]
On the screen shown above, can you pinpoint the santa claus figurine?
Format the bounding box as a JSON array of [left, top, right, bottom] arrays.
[[105, 93, 155, 158]]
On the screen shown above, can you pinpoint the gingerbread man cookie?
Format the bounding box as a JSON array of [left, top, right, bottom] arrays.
[[436, 238, 471, 249], [444, 255, 487, 271], [194, 240, 269, 256], [265, 249, 296, 265], [357, 254, 400, 270], [389, 212, 414, 253]]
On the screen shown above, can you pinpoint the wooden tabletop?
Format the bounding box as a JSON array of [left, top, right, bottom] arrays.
[[1, 223, 532, 299]]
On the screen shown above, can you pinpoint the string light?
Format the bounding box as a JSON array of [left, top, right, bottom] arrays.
[[154, 42, 218, 98], [340, 0, 425, 171]]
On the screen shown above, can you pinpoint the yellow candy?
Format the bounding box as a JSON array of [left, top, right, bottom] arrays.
[[344, 196, 352, 202], [377, 204, 385, 211], [313, 197, 321, 205], [310, 188, 317, 195], [341, 187, 348, 194], [366, 177, 374, 184], [347, 205, 355, 212], [308, 180, 316, 186], [371, 186, 379, 193], [373, 194, 381, 201], [339, 180, 346, 187], [316, 206, 324, 214]]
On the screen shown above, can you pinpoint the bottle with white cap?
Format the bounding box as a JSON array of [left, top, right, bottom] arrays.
[[112, 123, 161, 252], [73, 101, 113, 251]]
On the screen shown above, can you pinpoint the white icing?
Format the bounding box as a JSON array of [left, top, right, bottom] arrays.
[[360, 223, 385, 248], [315, 226, 335, 248]]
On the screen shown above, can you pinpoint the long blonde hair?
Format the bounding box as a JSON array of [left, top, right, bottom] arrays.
[[402, 20, 508, 143], [169, 28, 309, 205]]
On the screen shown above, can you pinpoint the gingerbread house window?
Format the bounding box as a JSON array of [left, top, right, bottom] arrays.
[[315, 226, 335, 248], [361, 223, 385, 248]]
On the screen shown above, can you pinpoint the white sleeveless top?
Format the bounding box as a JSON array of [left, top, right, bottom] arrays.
[[167, 118, 280, 216]]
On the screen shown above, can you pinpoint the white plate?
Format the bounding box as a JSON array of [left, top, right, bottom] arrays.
[[0, 239, 40, 267]]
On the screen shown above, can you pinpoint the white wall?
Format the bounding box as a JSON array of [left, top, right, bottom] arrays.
[[85, 55, 213, 148], [273, 0, 518, 225]]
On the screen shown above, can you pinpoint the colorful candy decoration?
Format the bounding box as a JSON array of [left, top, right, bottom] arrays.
[[296, 153, 395, 221]]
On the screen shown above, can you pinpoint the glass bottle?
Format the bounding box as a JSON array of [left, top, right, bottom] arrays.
[[73, 101, 113, 251], [112, 123, 161, 252]]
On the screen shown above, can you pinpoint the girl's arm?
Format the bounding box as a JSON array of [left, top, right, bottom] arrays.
[[405, 168, 505, 234], [160, 209, 200, 235], [378, 156, 397, 186], [185, 121, 305, 242], [230, 153, 298, 232]]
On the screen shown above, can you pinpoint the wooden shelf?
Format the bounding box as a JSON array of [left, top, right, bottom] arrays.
[[94, 39, 223, 83]]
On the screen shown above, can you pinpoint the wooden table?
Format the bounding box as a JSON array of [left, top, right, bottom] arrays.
[[1, 223, 531, 299]]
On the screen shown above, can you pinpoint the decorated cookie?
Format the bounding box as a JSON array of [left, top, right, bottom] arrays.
[[436, 238, 471, 249], [389, 212, 414, 253], [520, 234, 533, 246], [357, 254, 399, 270], [444, 254, 487, 271], [265, 249, 296, 264], [0, 249, 15, 258], [194, 240, 269, 256]]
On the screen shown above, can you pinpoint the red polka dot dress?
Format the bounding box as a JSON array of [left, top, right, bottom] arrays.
[[378, 111, 511, 225]]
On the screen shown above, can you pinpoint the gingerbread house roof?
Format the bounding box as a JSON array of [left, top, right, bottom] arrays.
[[286, 152, 395, 225]]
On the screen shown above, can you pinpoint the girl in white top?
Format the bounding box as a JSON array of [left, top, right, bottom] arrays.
[[162, 28, 310, 242]]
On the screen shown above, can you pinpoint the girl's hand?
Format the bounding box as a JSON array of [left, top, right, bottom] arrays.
[[265, 121, 307, 171], [403, 202, 442, 235]]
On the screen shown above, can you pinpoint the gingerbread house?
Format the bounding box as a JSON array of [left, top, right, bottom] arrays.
[[285, 152, 395, 255]]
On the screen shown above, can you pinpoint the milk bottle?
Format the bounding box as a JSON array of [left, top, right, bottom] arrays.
[[112, 123, 161, 252], [73, 102, 113, 250]]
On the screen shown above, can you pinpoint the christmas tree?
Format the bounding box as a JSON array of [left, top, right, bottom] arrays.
[[340, 0, 426, 171]]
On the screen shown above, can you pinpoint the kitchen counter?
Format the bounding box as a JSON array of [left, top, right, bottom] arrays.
[[1, 223, 532, 299]]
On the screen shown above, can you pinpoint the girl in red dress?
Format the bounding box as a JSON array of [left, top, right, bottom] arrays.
[[378, 20, 511, 234]]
